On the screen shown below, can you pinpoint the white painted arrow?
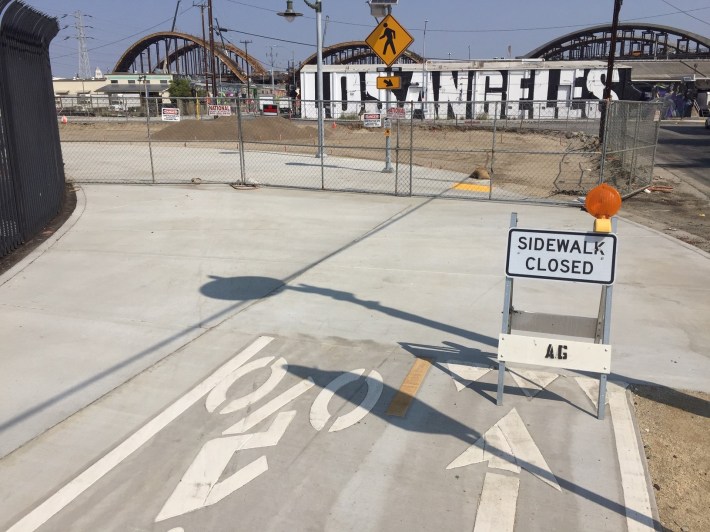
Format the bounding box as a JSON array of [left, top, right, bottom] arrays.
[[509, 369, 559, 399], [574, 376, 609, 410], [447, 408, 560, 491], [444, 360, 491, 391], [449, 408, 560, 532]]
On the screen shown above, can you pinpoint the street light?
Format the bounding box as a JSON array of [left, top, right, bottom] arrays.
[[279, 0, 325, 158]]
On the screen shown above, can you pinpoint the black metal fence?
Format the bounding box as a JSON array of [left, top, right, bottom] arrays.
[[0, 1, 64, 260]]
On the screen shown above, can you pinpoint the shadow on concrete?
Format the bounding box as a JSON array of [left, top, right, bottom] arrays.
[[285, 362, 660, 530], [200, 275, 284, 301], [399, 340, 593, 416], [1, 196, 436, 441], [285, 162, 377, 173]]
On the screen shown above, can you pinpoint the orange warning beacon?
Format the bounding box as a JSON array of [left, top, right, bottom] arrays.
[[585, 184, 622, 233]]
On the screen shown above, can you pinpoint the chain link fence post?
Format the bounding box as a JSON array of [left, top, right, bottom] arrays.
[[235, 96, 246, 185], [409, 100, 414, 196], [145, 95, 155, 183]]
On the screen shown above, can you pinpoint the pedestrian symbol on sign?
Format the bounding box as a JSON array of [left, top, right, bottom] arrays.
[[365, 14, 414, 66], [380, 23, 396, 55]]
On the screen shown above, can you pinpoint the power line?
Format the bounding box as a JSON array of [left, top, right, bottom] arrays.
[[660, 0, 710, 26], [51, 4, 196, 60]]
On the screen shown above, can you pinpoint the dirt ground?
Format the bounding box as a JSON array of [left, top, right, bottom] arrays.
[[631, 386, 709, 532], [4, 117, 707, 529]]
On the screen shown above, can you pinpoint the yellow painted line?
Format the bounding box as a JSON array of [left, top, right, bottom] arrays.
[[453, 183, 491, 192], [386, 357, 434, 417]]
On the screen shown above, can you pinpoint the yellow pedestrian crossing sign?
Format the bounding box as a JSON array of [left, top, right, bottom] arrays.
[[365, 14, 414, 66]]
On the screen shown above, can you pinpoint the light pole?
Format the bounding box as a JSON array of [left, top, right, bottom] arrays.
[[279, 0, 325, 158]]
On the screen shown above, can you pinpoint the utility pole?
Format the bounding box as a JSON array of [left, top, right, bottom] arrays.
[[600, 0, 623, 143], [73, 11, 91, 79], [240, 39, 253, 103], [195, 2, 210, 96], [268, 45, 279, 95], [207, 0, 217, 96], [603, 0, 623, 101]]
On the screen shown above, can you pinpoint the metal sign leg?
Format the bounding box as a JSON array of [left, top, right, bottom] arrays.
[[597, 374, 608, 420], [496, 361, 506, 405]]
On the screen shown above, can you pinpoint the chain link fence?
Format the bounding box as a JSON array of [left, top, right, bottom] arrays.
[[58, 97, 663, 203]]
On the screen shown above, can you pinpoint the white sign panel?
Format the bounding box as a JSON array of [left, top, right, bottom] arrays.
[[161, 107, 180, 122], [498, 333, 611, 374], [363, 113, 381, 127], [506, 229, 617, 284], [208, 104, 232, 116], [387, 107, 406, 119]]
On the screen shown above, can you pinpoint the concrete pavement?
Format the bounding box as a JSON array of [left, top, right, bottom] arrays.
[[1, 183, 708, 531]]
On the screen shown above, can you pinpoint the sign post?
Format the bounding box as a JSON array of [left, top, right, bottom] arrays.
[[366, 14, 413, 174], [497, 213, 618, 420]]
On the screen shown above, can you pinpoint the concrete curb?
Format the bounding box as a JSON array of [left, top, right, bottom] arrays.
[[0, 185, 86, 288]]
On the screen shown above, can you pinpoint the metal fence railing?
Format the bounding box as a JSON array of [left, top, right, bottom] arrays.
[[57, 97, 663, 204], [0, 1, 65, 260], [600, 100, 664, 196]]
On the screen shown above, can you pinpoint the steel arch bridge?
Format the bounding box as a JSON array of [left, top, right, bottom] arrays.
[[113, 31, 267, 83], [299, 41, 424, 70], [114, 35, 423, 84], [524, 23, 710, 61]]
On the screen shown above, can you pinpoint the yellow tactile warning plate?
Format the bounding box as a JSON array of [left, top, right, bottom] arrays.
[[453, 183, 491, 192], [386, 357, 433, 417]]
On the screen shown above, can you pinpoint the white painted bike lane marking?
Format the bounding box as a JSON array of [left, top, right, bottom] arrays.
[[157, 361, 383, 523], [473, 472, 520, 532], [608, 382, 656, 532], [7, 335, 275, 532]]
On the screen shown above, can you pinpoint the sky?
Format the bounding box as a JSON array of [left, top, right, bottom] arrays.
[[18, 0, 710, 79]]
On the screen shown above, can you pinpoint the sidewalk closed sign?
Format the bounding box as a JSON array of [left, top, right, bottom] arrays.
[[506, 228, 617, 284]]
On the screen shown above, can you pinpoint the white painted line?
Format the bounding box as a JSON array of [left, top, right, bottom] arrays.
[[310, 370, 365, 431], [448, 408, 558, 492], [310, 369, 383, 433], [473, 472, 520, 532], [509, 369, 559, 398], [497, 408, 560, 491], [223, 378, 315, 435], [329, 370, 383, 433], [484, 425, 520, 474], [205, 356, 274, 413], [444, 360, 491, 391], [574, 376, 609, 409], [608, 382, 656, 532], [156, 410, 295, 522], [447, 433, 484, 470], [7, 335, 275, 532]]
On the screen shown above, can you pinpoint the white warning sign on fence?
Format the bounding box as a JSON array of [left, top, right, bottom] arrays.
[[208, 104, 232, 117], [506, 228, 617, 284], [363, 113, 381, 127], [161, 107, 181, 122]]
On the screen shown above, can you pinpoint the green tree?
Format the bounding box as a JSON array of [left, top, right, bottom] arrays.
[[168, 78, 193, 99]]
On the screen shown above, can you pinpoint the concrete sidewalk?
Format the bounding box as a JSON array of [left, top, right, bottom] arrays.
[[0, 183, 708, 531]]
